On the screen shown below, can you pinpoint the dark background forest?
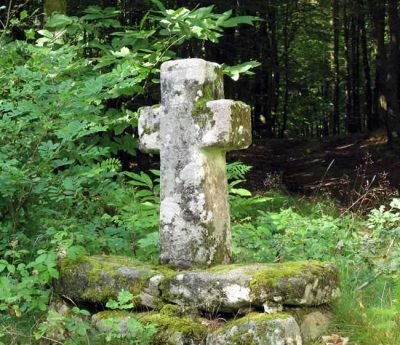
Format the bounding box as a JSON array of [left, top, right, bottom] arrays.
[[9, 0, 400, 141]]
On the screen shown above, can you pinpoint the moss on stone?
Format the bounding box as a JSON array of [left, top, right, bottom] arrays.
[[59, 255, 175, 305], [249, 261, 335, 301], [159, 304, 181, 316], [229, 101, 251, 149], [219, 312, 289, 331], [192, 66, 224, 129], [94, 310, 132, 320], [138, 312, 207, 345]]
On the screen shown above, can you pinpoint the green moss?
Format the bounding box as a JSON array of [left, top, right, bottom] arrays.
[[191, 66, 224, 128], [138, 312, 207, 345], [221, 312, 289, 330], [229, 101, 251, 149], [94, 310, 132, 320], [59, 255, 175, 304], [142, 124, 159, 135], [159, 304, 181, 316], [249, 261, 334, 300]]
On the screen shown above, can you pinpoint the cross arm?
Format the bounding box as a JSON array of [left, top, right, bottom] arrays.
[[201, 100, 252, 151], [138, 106, 161, 153]]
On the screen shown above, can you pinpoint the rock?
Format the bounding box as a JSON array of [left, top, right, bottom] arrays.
[[300, 311, 331, 343], [138, 312, 208, 345], [92, 311, 304, 345], [322, 334, 349, 345], [206, 313, 302, 345], [92, 311, 133, 334], [163, 261, 340, 312], [57, 255, 171, 308]]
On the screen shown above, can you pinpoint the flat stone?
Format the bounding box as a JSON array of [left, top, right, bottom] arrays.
[[92, 311, 302, 345], [92, 310, 207, 345], [207, 313, 302, 345], [57, 255, 170, 308], [57, 256, 339, 313], [299, 311, 331, 343], [163, 261, 340, 312]]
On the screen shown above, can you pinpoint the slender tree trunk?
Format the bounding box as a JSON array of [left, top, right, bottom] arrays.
[[44, 0, 67, 16], [368, 0, 387, 131], [343, 3, 353, 132], [350, 1, 361, 133], [360, 0, 373, 131], [280, 2, 290, 138], [271, 0, 280, 136], [387, 0, 400, 140], [332, 0, 340, 135]]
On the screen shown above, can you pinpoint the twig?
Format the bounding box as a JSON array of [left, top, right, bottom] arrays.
[[0, 0, 13, 41], [317, 159, 335, 193], [357, 235, 398, 291], [341, 174, 376, 215], [356, 270, 384, 291]]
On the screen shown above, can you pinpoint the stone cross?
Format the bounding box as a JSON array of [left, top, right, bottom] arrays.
[[138, 59, 251, 268]]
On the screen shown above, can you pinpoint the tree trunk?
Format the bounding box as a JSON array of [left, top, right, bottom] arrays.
[[360, 0, 373, 131], [280, 2, 290, 138], [368, 0, 387, 131], [343, 3, 353, 132], [332, 0, 340, 135], [44, 0, 67, 16], [387, 0, 400, 140]]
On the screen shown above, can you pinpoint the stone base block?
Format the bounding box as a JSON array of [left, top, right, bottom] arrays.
[[58, 256, 340, 313], [91, 311, 304, 345]]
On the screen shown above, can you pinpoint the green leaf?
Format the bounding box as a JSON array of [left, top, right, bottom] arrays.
[[220, 15, 257, 28], [46, 14, 73, 28], [230, 188, 252, 197], [6, 264, 15, 274], [216, 10, 232, 26], [223, 61, 261, 81], [150, 0, 166, 13], [20, 10, 28, 20]]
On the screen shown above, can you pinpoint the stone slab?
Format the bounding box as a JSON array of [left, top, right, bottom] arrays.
[[91, 310, 303, 345], [163, 261, 339, 312], [57, 255, 171, 308], [206, 313, 302, 345], [58, 256, 339, 313]]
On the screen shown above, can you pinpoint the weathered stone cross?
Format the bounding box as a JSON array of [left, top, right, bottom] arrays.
[[139, 59, 251, 268]]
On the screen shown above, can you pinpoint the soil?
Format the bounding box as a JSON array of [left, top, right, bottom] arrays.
[[231, 132, 400, 203]]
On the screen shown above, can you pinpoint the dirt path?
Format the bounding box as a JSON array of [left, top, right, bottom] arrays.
[[231, 134, 400, 202]]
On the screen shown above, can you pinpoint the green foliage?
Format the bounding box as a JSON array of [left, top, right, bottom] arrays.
[[106, 290, 135, 310], [34, 306, 91, 344], [98, 316, 156, 345], [223, 61, 261, 81]]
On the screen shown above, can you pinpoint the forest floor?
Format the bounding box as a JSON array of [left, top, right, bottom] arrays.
[[230, 131, 400, 205]]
